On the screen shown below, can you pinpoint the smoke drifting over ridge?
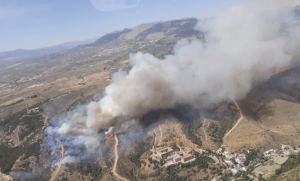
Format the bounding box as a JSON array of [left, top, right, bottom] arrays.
[[46, 0, 300, 163]]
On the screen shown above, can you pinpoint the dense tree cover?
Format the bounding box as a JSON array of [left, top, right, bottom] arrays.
[[0, 104, 45, 173], [276, 153, 300, 174], [273, 153, 300, 176], [171, 143, 180, 151], [0, 144, 20, 173], [67, 160, 103, 181], [207, 118, 235, 144], [0, 108, 27, 132], [243, 149, 258, 166], [19, 115, 44, 141], [164, 165, 188, 181], [0, 102, 44, 133], [138, 171, 160, 179], [27, 94, 38, 98], [128, 137, 153, 168], [265, 153, 300, 181], [0, 99, 24, 108], [0, 141, 41, 173], [234, 171, 251, 180], [181, 118, 203, 146], [181, 154, 212, 169]]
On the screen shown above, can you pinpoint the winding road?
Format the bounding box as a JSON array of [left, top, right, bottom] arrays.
[[112, 135, 130, 181], [50, 139, 65, 181], [224, 101, 244, 140], [159, 124, 163, 145], [153, 130, 157, 151]]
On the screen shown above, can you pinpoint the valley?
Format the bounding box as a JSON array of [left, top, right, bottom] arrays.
[[1, 17, 300, 181]]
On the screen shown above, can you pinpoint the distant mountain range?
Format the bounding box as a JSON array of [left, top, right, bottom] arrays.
[[0, 38, 98, 65], [0, 18, 201, 67]]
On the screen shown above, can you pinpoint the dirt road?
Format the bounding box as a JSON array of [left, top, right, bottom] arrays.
[[224, 101, 244, 140], [112, 135, 130, 181], [203, 119, 208, 141], [50, 139, 65, 181], [153, 130, 157, 150]]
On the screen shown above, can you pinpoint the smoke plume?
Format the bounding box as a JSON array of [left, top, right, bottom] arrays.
[[45, 0, 300, 163]]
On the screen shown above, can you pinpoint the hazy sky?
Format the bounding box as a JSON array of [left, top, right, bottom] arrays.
[[0, 0, 239, 52]]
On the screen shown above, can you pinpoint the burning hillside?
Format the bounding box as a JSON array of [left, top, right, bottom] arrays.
[[45, 0, 300, 165]]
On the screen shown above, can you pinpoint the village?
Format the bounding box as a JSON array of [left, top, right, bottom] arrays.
[[215, 144, 248, 175], [214, 144, 300, 180], [149, 141, 300, 180]]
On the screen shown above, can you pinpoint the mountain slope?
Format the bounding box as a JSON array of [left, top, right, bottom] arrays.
[[0, 38, 97, 65]]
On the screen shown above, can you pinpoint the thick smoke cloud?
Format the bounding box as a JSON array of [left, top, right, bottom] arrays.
[[45, 0, 300, 163]]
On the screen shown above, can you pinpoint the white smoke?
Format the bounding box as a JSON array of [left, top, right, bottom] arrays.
[[45, 0, 300, 163], [105, 126, 114, 135]]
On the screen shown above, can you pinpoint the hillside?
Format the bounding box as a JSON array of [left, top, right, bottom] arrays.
[[1, 17, 300, 181], [0, 18, 204, 180], [223, 65, 300, 150], [0, 38, 97, 66]]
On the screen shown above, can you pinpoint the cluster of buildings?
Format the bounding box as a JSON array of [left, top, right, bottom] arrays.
[[213, 144, 300, 178], [263, 144, 300, 158], [216, 146, 248, 175], [151, 147, 196, 167]]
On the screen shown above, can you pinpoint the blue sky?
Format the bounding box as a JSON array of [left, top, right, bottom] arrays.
[[0, 0, 239, 52]]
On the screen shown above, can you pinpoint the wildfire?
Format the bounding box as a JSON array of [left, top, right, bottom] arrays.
[[105, 133, 114, 143]]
